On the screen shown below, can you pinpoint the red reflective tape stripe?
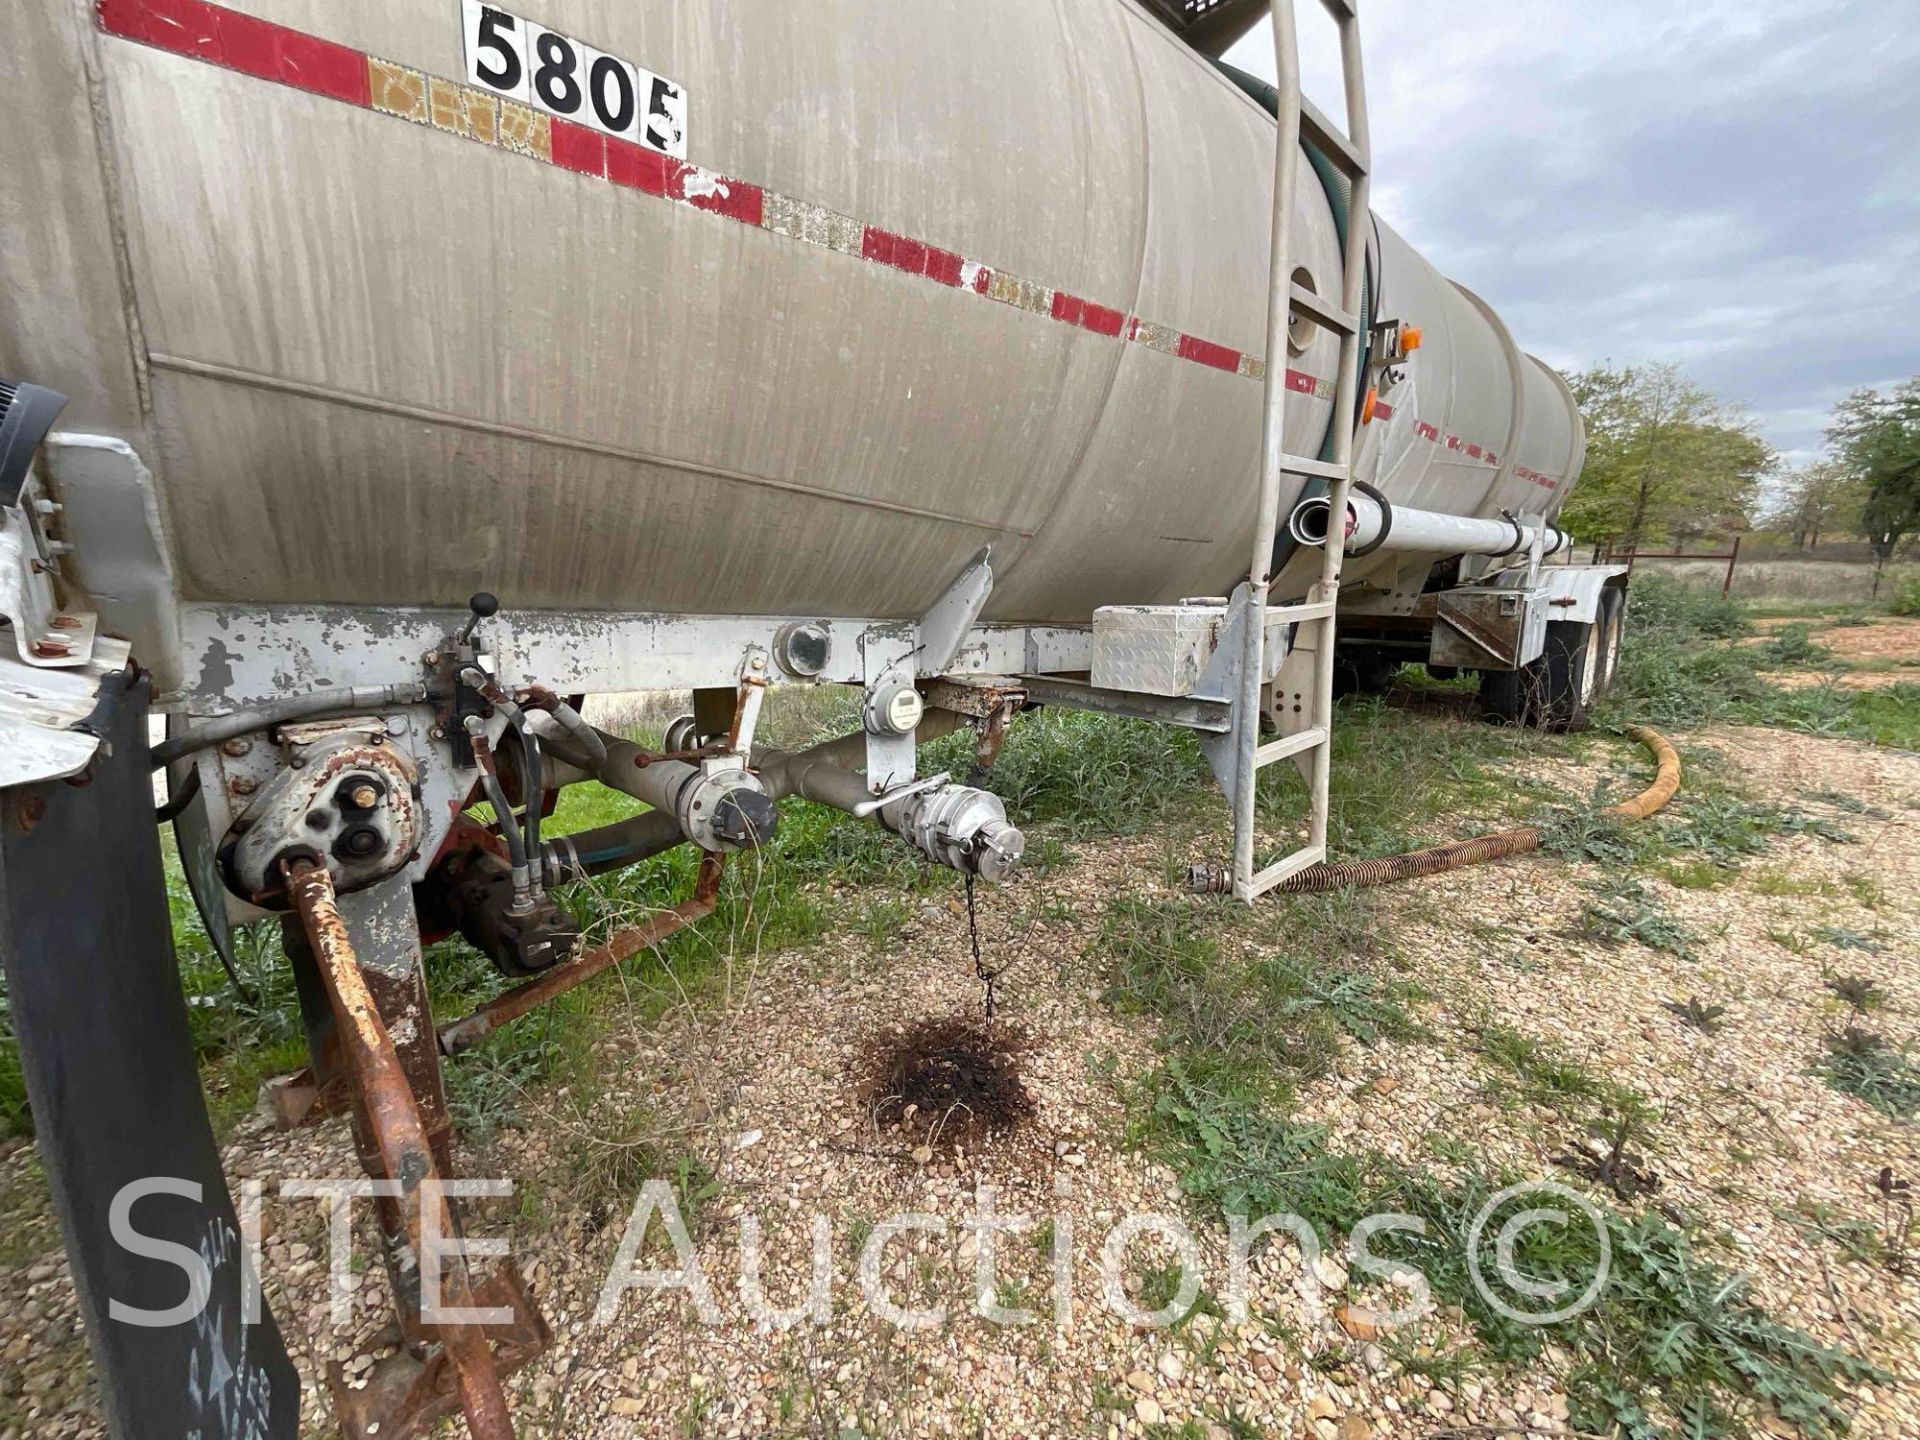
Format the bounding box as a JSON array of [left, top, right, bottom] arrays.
[[278, 29, 370, 105], [98, 0, 219, 56], [1466, 443, 1484, 460], [1372, 400, 1395, 421], [607, 139, 679, 196], [549, 118, 606, 178], [678, 173, 763, 224], [1079, 300, 1125, 336], [94, 0, 1268, 383], [1050, 292, 1126, 337], [924, 246, 965, 288], [1285, 369, 1317, 395], [1177, 334, 1241, 373], [692, 178, 763, 225], [214, 7, 283, 80], [864, 226, 928, 274], [102, 0, 372, 108]]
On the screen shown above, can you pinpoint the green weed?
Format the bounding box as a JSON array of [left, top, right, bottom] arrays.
[[1578, 879, 1699, 961], [1814, 1029, 1920, 1120]]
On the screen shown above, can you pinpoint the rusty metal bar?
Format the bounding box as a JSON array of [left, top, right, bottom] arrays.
[[437, 851, 726, 1057], [1723, 532, 1742, 595], [282, 861, 515, 1440]]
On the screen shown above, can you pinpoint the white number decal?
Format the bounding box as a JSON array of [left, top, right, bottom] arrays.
[[460, 2, 688, 158]]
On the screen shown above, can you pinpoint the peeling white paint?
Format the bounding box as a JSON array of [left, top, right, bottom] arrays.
[[680, 167, 730, 201]]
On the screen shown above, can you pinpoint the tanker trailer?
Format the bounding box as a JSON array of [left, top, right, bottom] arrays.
[[0, 0, 1626, 1434]]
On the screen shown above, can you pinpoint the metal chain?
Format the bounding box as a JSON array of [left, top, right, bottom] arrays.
[[965, 870, 1015, 1022]]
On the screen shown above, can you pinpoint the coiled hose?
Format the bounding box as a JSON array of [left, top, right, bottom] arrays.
[[1201, 725, 1681, 895]]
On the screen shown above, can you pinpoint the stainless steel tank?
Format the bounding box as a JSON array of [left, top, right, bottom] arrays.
[[3, 0, 1581, 645]]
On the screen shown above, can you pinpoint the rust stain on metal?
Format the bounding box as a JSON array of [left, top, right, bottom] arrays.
[[284, 861, 517, 1440], [438, 852, 725, 1056], [329, 1261, 550, 1440], [15, 795, 45, 833]]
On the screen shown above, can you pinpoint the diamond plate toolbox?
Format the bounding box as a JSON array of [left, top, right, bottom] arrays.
[[1090, 604, 1229, 697]]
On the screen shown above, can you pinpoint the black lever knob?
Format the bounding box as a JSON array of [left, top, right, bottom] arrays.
[[457, 591, 500, 645]]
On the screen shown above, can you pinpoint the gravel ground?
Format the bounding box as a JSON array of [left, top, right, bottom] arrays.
[[1, 725, 1915, 1439]]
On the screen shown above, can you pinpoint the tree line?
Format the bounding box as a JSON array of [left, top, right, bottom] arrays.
[[1554, 363, 1919, 564]]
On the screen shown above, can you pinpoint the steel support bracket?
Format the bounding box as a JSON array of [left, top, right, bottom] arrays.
[[917, 545, 995, 676]]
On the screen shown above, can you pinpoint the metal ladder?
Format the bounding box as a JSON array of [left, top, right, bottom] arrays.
[[1224, 0, 1372, 901]]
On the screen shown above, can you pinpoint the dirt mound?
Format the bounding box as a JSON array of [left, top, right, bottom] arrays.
[[862, 1017, 1034, 1152]]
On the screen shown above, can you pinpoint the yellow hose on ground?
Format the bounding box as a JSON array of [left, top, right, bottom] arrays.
[[1270, 724, 1682, 894]]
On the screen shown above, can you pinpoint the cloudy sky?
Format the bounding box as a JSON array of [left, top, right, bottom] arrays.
[[1223, 0, 1920, 468]]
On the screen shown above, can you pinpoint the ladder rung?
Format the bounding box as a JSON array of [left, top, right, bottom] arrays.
[[1282, 455, 1348, 481], [1242, 844, 1328, 900], [1265, 599, 1336, 623], [1300, 96, 1368, 179], [1291, 284, 1357, 337], [1255, 727, 1327, 767]]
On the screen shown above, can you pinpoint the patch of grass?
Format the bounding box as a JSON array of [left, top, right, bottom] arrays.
[[1815, 928, 1885, 956], [1537, 788, 1658, 868], [1135, 1054, 1875, 1439], [981, 709, 1210, 840], [1814, 1028, 1920, 1121], [1577, 879, 1698, 961], [1761, 624, 1832, 667], [1256, 696, 1555, 859], [1749, 867, 1835, 898], [1843, 872, 1888, 910], [1599, 574, 1920, 748], [1659, 857, 1728, 890], [1889, 574, 1920, 617], [1101, 894, 1416, 1092], [1798, 788, 1890, 819], [1477, 1024, 1649, 1121]]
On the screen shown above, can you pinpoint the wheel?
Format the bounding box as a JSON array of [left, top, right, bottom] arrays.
[[1479, 616, 1602, 731], [1538, 618, 1602, 732], [1478, 662, 1533, 727], [1334, 650, 1399, 698], [1593, 587, 1626, 697]]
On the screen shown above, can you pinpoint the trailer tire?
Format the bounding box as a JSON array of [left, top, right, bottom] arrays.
[[1477, 662, 1534, 727], [1538, 618, 1601, 732], [1336, 651, 1399, 698], [1594, 587, 1626, 696], [1478, 617, 1602, 731]]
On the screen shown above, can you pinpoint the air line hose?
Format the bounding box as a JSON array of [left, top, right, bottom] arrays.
[[1259, 725, 1681, 895]]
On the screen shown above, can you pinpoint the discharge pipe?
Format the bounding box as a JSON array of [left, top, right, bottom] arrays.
[[591, 735, 778, 853], [544, 712, 1024, 883], [752, 712, 1026, 883], [1288, 491, 1570, 560]]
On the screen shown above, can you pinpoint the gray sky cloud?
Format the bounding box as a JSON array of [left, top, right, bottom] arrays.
[[1224, 0, 1920, 467]]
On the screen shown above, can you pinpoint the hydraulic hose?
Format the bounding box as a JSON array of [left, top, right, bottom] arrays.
[[1197, 725, 1681, 895]]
